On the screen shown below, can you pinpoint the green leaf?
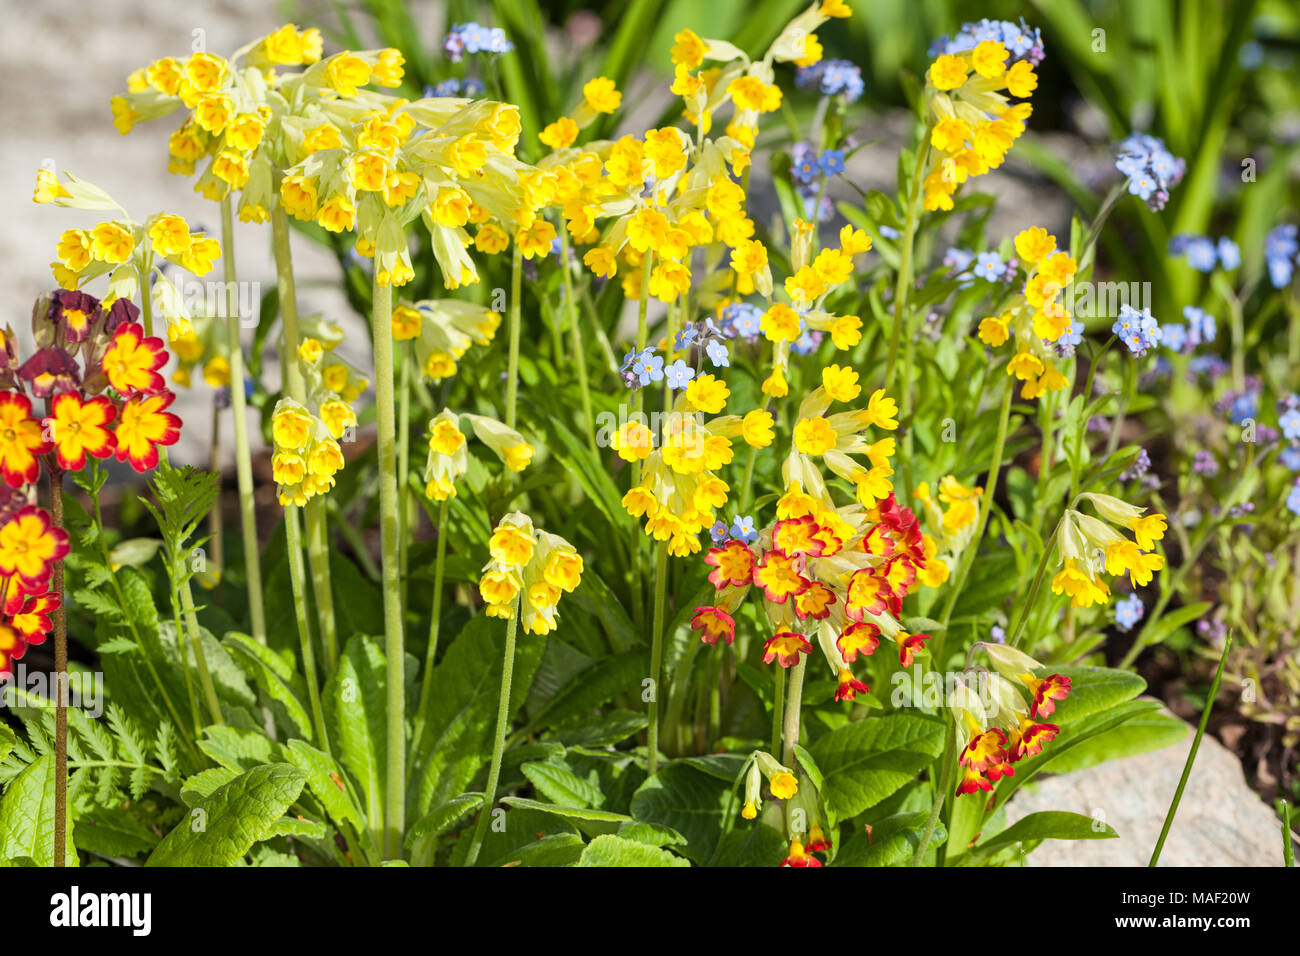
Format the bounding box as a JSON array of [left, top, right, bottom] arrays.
[[973, 811, 1117, 858], [577, 834, 689, 867], [0, 754, 77, 867], [832, 812, 947, 867], [326, 636, 388, 838], [554, 711, 647, 748], [225, 632, 313, 741], [629, 762, 729, 864], [1046, 666, 1146, 724], [527, 650, 645, 734], [1039, 710, 1187, 775], [147, 764, 306, 866], [809, 715, 946, 821], [711, 822, 786, 867], [285, 740, 366, 835], [520, 761, 602, 809], [501, 797, 631, 826], [616, 821, 687, 847], [404, 793, 483, 850], [1139, 601, 1213, 650], [73, 806, 159, 859]]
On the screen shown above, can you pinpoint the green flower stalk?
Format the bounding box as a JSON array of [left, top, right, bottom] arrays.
[[370, 275, 406, 859], [219, 197, 267, 645]]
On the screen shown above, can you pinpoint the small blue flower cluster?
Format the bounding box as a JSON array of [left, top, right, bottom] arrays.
[[1113, 592, 1145, 632], [1287, 477, 1300, 517], [945, 247, 1017, 287], [791, 141, 845, 218], [621, 320, 732, 390], [1120, 447, 1151, 483], [718, 302, 763, 342], [1161, 305, 1217, 354], [1112, 304, 1162, 356], [929, 18, 1045, 65], [1114, 133, 1185, 211], [795, 59, 865, 102], [442, 22, 513, 62], [424, 78, 486, 98], [1216, 380, 1260, 425], [1169, 234, 1240, 272], [1265, 224, 1298, 288], [710, 515, 757, 546]]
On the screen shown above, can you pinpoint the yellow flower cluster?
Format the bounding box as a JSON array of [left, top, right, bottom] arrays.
[[1051, 493, 1167, 608], [168, 313, 233, 389], [976, 226, 1078, 399], [787, 371, 899, 508], [391, 299, 501, 383], [35, 173, 219, 328], [922, 41, 1038, 212], [615, 377, 773, 556], [911, 474, 986, 588], [479, 513, 583, 635], [422, 409, 533, 501], [746, 224, 873, 397]]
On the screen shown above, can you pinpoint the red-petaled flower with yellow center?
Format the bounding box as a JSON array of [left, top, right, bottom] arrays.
[[834, 668, 869, 701], [780, 839, 822, 867], [114, 390, 181, 472], [3, 579, 58, 645], [1025, 672, 1072, 719], [837, 621, 880, 662], [0, 622, 26, 675], [690, 606, 735, 646], [101, 322, 168, 395], [762, 631, 812, 667], [704, 539, 755, 588], [1007, 718, 1058, 761], [793, 580, 836, 620], [896, 631, 931, 668], [0, 391, 52, 488], [753, 550, 809, 604], [0, 505, 69, 589], [45, 391, 117, 471], [957, 727, 1009, 795]]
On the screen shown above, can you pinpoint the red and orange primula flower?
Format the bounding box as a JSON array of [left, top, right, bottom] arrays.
[[0, 392, 53, 488], [114, 390, 182, 471], [44, 391, 117, 471]]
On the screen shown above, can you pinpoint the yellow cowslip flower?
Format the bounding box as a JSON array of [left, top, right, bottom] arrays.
[[581, 76, 621, 114], [539, 117, 578, 150]]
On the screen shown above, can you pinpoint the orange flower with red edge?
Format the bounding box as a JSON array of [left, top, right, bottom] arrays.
[[691, 606, 735, 646], [1008, 719, 1058, 761], [762, 631, 811, 667], [0, 391, 52, 488], [753, 549, 809, 603], [0, 505, 69, 588], [0, 622, 26, 675], [5, 582, 58, 644], [834, 668, 869, 701], [45, 391, 117, 471], [705, 539, 755, 588], [896, 631, 930, 667], [102, 322, 168, 395], [793, 581, 835, 620], [1027, 673, 1071, 718], [781, 839, 822, 867], [837, 621, 880, 662], [114, 390, 181, 472]]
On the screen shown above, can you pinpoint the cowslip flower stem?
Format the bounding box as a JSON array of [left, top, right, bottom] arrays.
[[370, 274, 406, 860], [936, 375, 1015, 655], [630, 252, 655, 488], [179, 576, 224, 725], [909, 719, 955, 866], [647, 539, 669, 774], [559, 228, 598, 454], [769, 666, 785, 756], [269, 206, 337, 660], [219, 197, 267, 645], [397, 342, 411, 620], [885, 144, 928, 393], [412, 499, 450, 750], [269, 206, 331, 753], [1149, 630, 1232, 866], [49, 466, 68, 867], [505, 245, 523, 431], [207, 401, 223, 587], [464, 596, 520, 867], [780, 656, 807, 769], [1009, 514, 1064, 651]]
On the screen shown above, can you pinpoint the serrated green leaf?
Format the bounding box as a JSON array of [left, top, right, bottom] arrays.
[[404, 793, 483, 850], [0, 754, 77, 867], [148, 764, 306, 866], [809, 715, 946, 821], [520, 761, 602, 808], [578, 834, 689, 867]]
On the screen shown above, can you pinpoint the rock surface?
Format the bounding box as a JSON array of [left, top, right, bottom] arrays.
[[1006, 714, 1295, 866]]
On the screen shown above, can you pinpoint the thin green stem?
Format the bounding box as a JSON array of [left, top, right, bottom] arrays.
[[1149, 631, 1231, 866], [219, 197, 266, 645], [769, 666, 785, 756], [464, 599, 519, 867], [560, 228, 598, 454], [49, 468, 67, 867], [780, 657, 807, 769], [885, 146, 928, 393], [1104, 357, 1136, 460], [647, 539, 668, 775], [398, 341, 411, 621], [505, 246, 523, 431], [284, 507, 330, 749], [371, 276, 407, 860], [304, 500, 337, 671], [178, 575, 223, 725], [910, 720, 955, 866], [413, 500, 449, 742]]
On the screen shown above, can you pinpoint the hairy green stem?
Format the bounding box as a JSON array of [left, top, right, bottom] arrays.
[[910, 720, 955, 866], [505, 246, 523, 431], [647, 540, 668, 775], [559, 228, 598, 453], [371, 276, 406, 859], [219, 198, 267, 645], [464, 599, 519, 866], [885, 146, 928, 392], [413, 500, 449, 744]]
